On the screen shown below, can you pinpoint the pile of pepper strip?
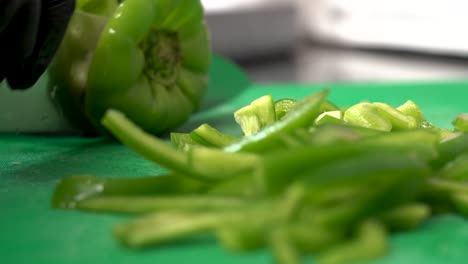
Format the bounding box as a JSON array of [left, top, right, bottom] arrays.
[[52, 89, 468, 264]]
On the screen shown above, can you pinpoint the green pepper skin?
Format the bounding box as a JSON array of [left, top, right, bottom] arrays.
[[51, 174, 207, 209], [49, 0, 211, 135]]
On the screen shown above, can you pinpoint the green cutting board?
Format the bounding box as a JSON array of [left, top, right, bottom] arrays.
[[1, 80, 468, 264]]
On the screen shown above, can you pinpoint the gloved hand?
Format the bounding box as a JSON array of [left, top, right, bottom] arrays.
[[0, 0, 75, 90]]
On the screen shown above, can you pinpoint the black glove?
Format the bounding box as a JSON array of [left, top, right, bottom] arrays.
[[0, 0, 75, 90]]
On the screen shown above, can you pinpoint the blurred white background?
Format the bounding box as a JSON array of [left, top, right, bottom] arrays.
[[203, 0, 468, 56], [202, 0, 468, 83], [298, 0, 468, 56]]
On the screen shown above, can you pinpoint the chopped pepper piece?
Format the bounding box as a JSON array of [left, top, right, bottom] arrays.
[[453, 113, 468, 132], [343, 103, 392, 132]]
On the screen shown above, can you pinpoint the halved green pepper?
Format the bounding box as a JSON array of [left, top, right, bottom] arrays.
[[48, 0, 211, 135]]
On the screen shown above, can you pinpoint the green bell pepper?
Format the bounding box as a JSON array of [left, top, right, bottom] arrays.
[[48, 0, 211, 135]]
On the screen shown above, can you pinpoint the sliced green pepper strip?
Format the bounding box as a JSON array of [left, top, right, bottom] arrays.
[[277, 183, 307, 223], [259, 137, 433, 195], [378, 203, 431, 231], [190, 123, 238, 148], [224, 89, 329, 153], [360, 129, 439, 161], [452, 192, 468, 216], [304, 185, 366, 208], [285, 224, 344, 254], [270, 227, 302, 264], [114, 211, 225, 248], [420, 177, 463, 214], [302, 151, 429, 204], [216, 224, 266, 252], [317, 220, 388, 264], [77, 195, 247, 214], [432, 132, 468, 169], [425, 178, 468, 194], [258, 144, 364, 195], [308, 123, 383, 145], [216, 206, 273, 252], [363, 126, 439, 144], [296, 163, 428, 230], [277, 132, 307, 149], [51, 174, 206, 209], [206, 172, 260, 198], [439, 152, 468, 180], [101, 109, 259, 181], [114, 205, 264, 248]]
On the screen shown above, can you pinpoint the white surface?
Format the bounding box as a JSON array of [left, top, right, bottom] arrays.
[[298, 0, 468, 56], [296, 46, 468, 83], [203, 0, 298, 58], [202, 0, 290, 13]]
